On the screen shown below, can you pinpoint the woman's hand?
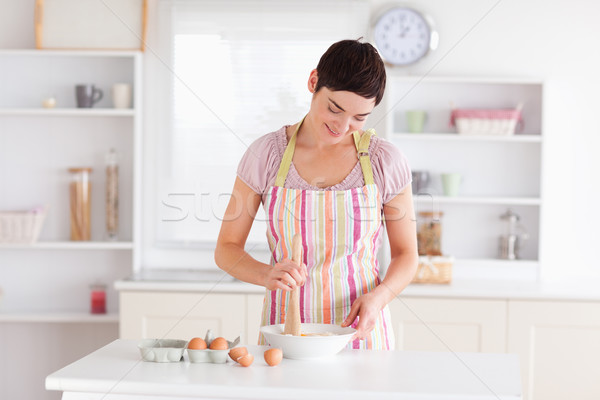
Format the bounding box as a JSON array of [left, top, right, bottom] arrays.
[[264, 258, 308, 292], [341, 291, 386, 340]]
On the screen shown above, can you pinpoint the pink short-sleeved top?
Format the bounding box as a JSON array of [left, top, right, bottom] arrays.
[[236, 125, 412, 204]]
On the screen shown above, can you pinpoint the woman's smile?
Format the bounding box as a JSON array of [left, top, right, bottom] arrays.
[[325, 123, 342, 137]]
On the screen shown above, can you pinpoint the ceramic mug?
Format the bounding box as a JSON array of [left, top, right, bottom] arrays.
[[406, 110, 427, 133], [441, 173, 462, 197], [411, 170, 430, 194], [112, 83, 133, 109], [76, 84, 103, 108]]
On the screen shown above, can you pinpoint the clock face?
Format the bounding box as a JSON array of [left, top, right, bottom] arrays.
[[373, 7, 434, 66]]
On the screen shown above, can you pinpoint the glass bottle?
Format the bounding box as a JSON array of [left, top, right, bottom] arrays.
[[416, 211, 443, 256], [105, 148, 119, 240], [68, 167, 92, 241]]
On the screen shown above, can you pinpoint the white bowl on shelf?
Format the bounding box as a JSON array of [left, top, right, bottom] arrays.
[[260, 323, 356, 360]]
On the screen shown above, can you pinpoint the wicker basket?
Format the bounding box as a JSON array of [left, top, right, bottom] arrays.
[[450, 105, 523, 136], [411, 256, 453, 284], [0, 207, 47, 244]]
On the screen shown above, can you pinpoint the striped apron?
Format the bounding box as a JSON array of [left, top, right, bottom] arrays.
[[259, 120, 395, 350]]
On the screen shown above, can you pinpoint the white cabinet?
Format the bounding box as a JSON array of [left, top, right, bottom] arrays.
[[0, 49, 142, 400], [246, 293, 265, 345], [0, 49, 141, 400], [389, 296, 600, 400], [508, 300, 600, 400], [0, 49, 142, 317], [388, 297, 507, 353], [0, 320, 118, 400], [383, 76, 543, 279], [120, 291, 265, 345]]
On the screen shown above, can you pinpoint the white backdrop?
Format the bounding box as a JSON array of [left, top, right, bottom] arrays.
[[1, 0, 598, 280]]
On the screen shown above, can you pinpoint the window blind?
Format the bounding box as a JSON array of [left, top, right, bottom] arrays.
[[154, 0, 369, 257]]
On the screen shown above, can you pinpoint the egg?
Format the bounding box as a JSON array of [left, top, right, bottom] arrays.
[[229, 347, 248, 361], [263, 348, 282, 366], [237, 353, 254, 367], [209, 337, 229, 350], [187, 337, 207, 350]]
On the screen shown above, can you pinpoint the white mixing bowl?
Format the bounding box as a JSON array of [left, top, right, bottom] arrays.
[[260, 323, 356, 360]]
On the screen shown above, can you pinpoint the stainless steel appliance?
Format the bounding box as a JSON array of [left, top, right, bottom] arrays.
[[499, 209, 528, 260]]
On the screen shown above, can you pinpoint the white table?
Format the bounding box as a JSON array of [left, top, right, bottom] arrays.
[[46, 339, 522, 400]]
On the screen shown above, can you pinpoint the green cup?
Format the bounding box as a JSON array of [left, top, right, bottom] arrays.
[[406, 110, 427, 133], [441, 173, 462, 197]]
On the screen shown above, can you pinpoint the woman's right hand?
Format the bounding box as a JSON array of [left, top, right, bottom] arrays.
[[264, 258, 308, 291]]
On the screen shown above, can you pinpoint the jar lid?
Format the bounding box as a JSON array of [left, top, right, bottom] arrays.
[[418, 211, 443, 217], [68, 167, 93, 173]]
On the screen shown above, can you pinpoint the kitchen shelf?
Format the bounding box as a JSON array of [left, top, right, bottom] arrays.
[[0, 241, 134, 250], [450, 258, 540, 281], [0, 50, 142, 321], [393, 132, 542, 143], [0, 312, 119, 323], [384, 76, 543, 274], [414, 195, 541, 206], [0, 49, 140, 57], [0, 108, 135, 117], [385, 73, 544, 85], [453, 258, 539, 268]]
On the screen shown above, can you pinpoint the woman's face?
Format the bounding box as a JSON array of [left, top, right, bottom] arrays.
[[308, 72, 376, 144]]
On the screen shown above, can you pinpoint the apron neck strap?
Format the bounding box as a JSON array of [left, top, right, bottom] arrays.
[[274, 117, 303, 187], [274, 116, 376, 187], [353, 129, 376, 185]]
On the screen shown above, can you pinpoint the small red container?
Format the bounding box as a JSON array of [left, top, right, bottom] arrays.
[[90, 284, 107, 314]]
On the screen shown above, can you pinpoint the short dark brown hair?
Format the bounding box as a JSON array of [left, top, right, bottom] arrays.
[[314, 39, 386, 106]]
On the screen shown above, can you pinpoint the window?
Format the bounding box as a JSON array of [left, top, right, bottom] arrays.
[[145, 0, 369, 269]]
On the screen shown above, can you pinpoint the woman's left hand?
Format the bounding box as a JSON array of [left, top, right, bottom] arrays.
[[341, 291, 386, 340]]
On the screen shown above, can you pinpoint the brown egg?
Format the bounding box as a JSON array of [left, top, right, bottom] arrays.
[[229, 347, 248, 361], [263, 348, 282, 366], [187, 337, 207, 350], [209, 337, 228, 350], [237, 353, 254, 367]]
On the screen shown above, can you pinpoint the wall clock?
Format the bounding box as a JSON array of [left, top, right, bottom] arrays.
[[372, 6, 438, 66]]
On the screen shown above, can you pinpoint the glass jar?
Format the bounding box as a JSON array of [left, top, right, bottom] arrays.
[[68, 167, 92, 241], [90, 283, 107, 314], [105, 148, 119, 240], [417, 211, 443, 256]]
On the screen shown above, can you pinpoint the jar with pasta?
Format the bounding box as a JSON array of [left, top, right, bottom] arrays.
[[417, 211, 443, 256], [105, 148, 119, 240], [68, 167, 92, 241]]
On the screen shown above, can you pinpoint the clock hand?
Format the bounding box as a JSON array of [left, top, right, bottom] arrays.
[[399, 25, 410, 39]]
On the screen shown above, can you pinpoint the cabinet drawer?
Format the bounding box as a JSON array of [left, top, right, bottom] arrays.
[[508, 300, 600, 400], [389, 297, 507, 353], [120, 291, 246, 341]]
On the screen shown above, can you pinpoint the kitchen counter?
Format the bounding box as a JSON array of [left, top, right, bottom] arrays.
[[46, 339, 521, 400], [115, 270, 600, 302]]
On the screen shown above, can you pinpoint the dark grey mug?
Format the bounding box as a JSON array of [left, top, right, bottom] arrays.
[[75, 84, 103, 108], [412, 170, 430, 194]]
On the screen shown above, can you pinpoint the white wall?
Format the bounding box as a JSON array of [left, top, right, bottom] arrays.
[[371, 0, 600, 281], [2, 0, 599, 281]]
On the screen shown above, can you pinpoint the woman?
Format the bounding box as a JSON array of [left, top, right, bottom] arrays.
[[215, 39, 418, 350]]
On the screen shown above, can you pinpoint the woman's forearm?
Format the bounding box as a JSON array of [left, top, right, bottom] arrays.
[[373, 252, 418, 305], [214, 242, 271, 287]]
